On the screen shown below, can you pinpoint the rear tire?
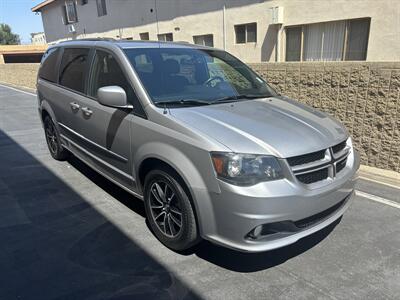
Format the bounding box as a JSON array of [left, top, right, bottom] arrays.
[[144, 168, 200, 251], [44, 116, 69, 161]]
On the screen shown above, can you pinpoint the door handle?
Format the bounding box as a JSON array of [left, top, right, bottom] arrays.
[[81, 107, 93, 117], [70, 102, 80, 110]]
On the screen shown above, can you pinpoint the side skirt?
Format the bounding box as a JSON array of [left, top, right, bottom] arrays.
[[60, 135, 144, 201]]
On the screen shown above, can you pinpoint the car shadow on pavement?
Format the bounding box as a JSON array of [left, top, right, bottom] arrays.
[[0, 130, 201, 300], [67, 156, 146, 219], [66, 145, 341, 274]]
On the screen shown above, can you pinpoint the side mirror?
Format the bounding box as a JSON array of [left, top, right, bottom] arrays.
[[97, 86, 132, 108]]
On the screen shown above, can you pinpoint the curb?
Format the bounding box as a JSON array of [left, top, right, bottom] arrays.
[[0, 81, 37, 94], [358, 165, 399, 190]]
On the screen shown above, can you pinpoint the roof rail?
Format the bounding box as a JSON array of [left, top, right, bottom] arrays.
[[58, 38, 116, 44]]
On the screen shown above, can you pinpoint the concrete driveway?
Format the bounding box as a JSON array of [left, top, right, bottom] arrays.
[[0, 84, 399, 300]]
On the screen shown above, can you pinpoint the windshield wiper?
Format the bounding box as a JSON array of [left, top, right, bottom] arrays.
[[212, 94, 273, 104], [156, 99, 212, 107], [211, 95, 239, 103], [236, 94, 273, 99], [156, 94, 274, 107]]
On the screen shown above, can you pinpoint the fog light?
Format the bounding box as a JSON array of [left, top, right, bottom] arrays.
[[249, 225, 263, 239]]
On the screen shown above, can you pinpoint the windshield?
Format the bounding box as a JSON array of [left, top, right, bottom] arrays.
[[124, 47, 277, 106]]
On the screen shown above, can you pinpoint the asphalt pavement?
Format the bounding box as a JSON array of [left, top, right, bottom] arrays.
[[0, 83, 399, 300]]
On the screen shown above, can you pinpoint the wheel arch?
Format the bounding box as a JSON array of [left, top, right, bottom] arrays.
[[138, 156, 203, 234], [134, 143, 219, 237], [40, 100, 59, 128]]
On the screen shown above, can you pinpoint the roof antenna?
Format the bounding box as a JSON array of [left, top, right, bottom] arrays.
[[153, 0, 160, 37]]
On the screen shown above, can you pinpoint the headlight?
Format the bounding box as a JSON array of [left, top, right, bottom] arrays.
[[346, 137, 353, 148], [211, 152, 283, 186]]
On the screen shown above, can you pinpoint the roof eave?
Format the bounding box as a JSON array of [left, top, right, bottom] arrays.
[[31, 0, 56, 12]]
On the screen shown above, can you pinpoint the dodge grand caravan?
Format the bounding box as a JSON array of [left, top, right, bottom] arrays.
[[37, 39, 359, 252]]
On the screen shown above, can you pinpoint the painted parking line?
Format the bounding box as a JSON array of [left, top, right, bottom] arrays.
[[358, 176, 400, 190], [0, 83, 36, 97], [355, 190, 400, 209]]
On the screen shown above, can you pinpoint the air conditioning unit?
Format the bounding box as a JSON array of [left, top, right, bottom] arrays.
[[271, 7, 284, 24], [68, 24, 76, 33]]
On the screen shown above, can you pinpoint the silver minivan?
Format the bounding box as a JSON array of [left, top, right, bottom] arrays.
[[37, 40, 359, 252]]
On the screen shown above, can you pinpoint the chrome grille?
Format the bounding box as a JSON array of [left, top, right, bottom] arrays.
[[332, 140, 347, 154], [286, 139, 350, 185], [287, 150, 325, 166], [336, 157, 347, 173], [296, 168, 329, 184]]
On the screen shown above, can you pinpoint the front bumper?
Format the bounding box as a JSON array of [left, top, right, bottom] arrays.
[[198, 150, 360, 252]]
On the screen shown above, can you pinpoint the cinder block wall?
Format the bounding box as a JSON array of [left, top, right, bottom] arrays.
[[250, 62, 400, 172], [0, 63, 39, 90], [0, 62, 399, 172]]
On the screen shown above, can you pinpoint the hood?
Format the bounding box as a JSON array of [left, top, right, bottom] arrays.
[[170, 96, 348, 158]]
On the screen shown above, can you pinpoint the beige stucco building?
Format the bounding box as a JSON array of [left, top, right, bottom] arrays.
[[30, 32, 47, 45], [32, 0, 400, 62]]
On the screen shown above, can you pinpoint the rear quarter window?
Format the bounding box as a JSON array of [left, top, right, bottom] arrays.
[[59, 48, 90, 93], [39, 48, 60, 83]]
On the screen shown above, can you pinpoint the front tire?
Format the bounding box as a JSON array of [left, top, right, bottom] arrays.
[[144, 168, 200, 251], [44, 116, 69, 161]]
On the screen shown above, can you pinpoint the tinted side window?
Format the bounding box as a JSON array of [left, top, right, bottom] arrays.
[[59, 48, 90, 93], [133, 54, 154, 73], [39, 48, 60, 83], [89, 50, 146, 117]]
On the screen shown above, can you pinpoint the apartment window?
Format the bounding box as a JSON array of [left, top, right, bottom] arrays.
[[346, 18, 370, 60], [96, 0, 107, 17], [285, 18, 370, 61], [140, 32, 150, 41], [235, 23, 257, 44], [63, 1, 78, 24], [158, 33, 173, 42], [193, 34, 214, 47], [285, 27, 302, 61]]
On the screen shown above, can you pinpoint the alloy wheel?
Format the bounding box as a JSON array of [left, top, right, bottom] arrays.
[[149, 181, 183, 238], [45, 120, 58, 154]]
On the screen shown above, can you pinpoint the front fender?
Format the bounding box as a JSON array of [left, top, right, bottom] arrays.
[[134, 141, 220, 237], [134, 142, 220, 192]]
